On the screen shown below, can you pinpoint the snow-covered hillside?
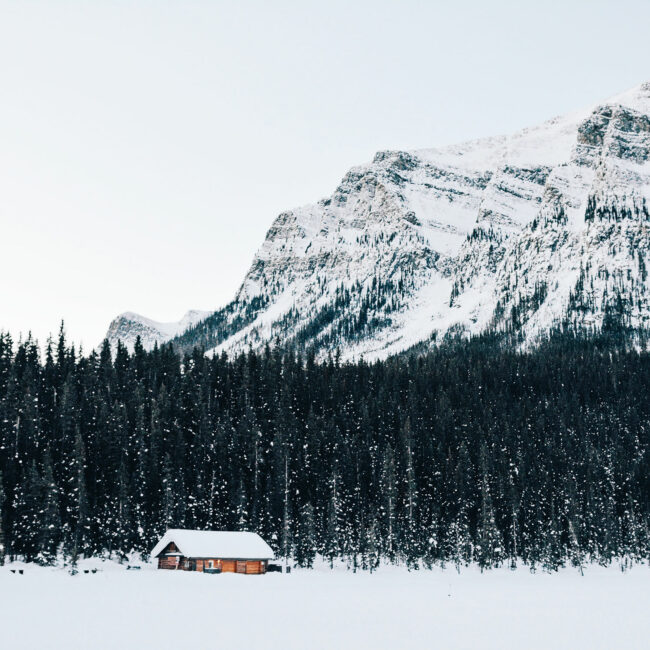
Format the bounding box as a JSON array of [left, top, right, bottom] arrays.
[[107, 82, 650, 359], [105, 310, 210, 352]]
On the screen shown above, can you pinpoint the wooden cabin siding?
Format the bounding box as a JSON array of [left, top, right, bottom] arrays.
[[157, 541, 183, 569], [157, 556, 267, 573], [221, 560, 236, 573], [158, 556, 179, 570], [245, 561, 263, 574], [161, 542, 178, 554]]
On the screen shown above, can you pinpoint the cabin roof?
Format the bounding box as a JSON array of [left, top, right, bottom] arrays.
[[151, 529, 275, 560]]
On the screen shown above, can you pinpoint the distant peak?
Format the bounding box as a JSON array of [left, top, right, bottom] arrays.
[[105, 309, 212, 352]]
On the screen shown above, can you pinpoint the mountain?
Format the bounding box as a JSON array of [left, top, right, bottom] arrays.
[[105, 310, 210, 352], [107, 82, 650, 359]]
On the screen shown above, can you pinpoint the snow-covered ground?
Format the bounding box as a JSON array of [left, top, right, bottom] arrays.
[[0, 559, 648, 650]]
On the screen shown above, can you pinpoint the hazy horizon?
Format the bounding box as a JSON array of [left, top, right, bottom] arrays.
[[2, 0, 650, 350]]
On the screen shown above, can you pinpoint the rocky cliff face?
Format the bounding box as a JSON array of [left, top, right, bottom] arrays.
[[105, 310, 210, 352], [107, 82, 650, 359], [456, 95, 650, 343]]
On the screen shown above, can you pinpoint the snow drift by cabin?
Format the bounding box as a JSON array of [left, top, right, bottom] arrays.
[[151, 529, 275, 574]]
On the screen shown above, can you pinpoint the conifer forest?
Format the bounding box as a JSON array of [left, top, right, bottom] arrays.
[[0, 329, 648, 571]]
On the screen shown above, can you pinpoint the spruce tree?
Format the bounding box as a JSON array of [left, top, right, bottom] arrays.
[[39, 452, 61, 565], [0, 470, 5, 565], [69, 428, 89, 565]]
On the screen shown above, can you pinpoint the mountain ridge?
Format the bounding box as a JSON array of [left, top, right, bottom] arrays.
[[106, 82, 650, 358], [105, 309, 210, 352]]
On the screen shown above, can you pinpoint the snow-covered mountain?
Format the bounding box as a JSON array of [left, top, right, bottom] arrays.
[[107, 82, 650, 359], [105, 310, 210, 352]]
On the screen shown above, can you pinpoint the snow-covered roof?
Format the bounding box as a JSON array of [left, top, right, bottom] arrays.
[[151, 529, 275, 560]]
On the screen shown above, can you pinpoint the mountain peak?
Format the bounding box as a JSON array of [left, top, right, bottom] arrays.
[[107, 83, 650, 359], [105, 310, 210, 352]]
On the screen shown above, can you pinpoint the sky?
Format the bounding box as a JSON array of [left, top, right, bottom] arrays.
[[1, 0, 649, 350]]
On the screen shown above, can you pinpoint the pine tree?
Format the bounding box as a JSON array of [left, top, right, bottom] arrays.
[[13, 462, 42, 562], [380, 447, 397, 561], [39, 452, 61, 565], [324, 468, 341, 567], [295, 502, 316, 568], [0, 470, 6, 565], [162, 453, 175, 530], [69, 428, 89, 565], [476, 472, 503, 569]]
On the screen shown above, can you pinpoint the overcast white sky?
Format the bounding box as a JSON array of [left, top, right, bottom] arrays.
[[1, 0, 649, 350]]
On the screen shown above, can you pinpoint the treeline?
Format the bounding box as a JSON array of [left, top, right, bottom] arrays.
[[0, 329, 648, 571]]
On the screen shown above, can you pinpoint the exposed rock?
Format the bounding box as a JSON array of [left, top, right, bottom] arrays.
[[105, 310, 210, 352], [107, 82, 650, 360]]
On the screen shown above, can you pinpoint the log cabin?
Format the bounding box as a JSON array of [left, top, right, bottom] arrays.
[[151, 529, 275, 574]]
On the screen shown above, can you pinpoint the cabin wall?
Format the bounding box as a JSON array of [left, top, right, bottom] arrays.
[[245, 561, 265, 574], [221, 560, 235, 573], [156, 553, 268, 574], [158, 542, 182, 570], [158, 556, 180, 570]]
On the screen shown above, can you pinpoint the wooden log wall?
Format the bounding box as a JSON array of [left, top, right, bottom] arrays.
[[156, 556, 268, 573]]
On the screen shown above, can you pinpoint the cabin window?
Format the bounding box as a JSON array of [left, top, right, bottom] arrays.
[[208, 560, 214, 568]]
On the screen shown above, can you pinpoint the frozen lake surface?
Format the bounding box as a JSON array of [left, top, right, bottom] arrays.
[[0, 559, 648, 649]]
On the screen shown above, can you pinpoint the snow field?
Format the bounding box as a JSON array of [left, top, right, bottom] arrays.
[[0, 560, 648, 650]]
